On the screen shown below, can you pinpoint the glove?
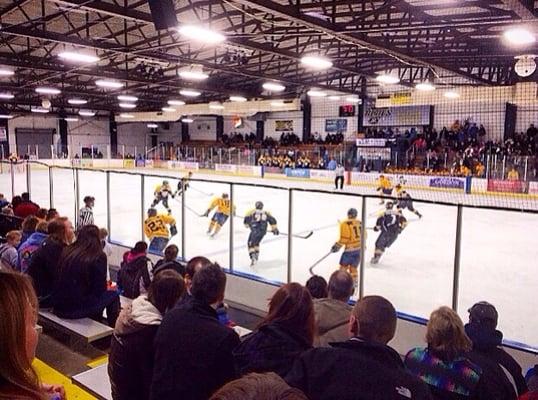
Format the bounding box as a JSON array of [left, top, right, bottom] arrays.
[[331, 243, 341, 253], [203, 210, 210, 217], [373, 226, 380, 232], [272, 228, 279, 235], [170, 225, 178, 236]]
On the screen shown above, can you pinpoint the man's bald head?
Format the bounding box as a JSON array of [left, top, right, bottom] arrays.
[[328, 270, 354, 302], [349, 295, 397, 344]]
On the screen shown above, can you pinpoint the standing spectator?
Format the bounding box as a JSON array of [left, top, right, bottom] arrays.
[[405, 306, 492, 400], [150, 263, 240, 400], [77, 195, 95, 230], [334, 163, 345, 190], [465, 301, 527, 397], [13, 193, 40, 219], [313, 270, 354, 347], [118, 242, 151, 299], [109, 270, 185, 400], [234, 283, 314, 378], [20, 215, 39, 246], [305, 275, 328, 299], [53, 225, 120, 327], [0, 231, 22, 270], [152, 244, 185, 276], [286, 296, 433, 400], [27, 217, 74, 307], [18, 221, 48, 273]]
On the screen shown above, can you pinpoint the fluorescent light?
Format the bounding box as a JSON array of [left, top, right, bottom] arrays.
[[64, 117, 79, 122], [300, 55, 333, 70], [503, 27, 535, 46], [0, 68, 15, 76], [168, 99, 185, 106], [31, 107, 50, 113], [0, 114, 13, 119], [376, 74, 400, 84], [229, 95, 247, 102], [270, 101, 285, 106], [180, 89, 201, 97], [119, 102, 136, 109], [181, 118, 194, 123], [35, 87, 61, 95], [444, 90, 460, 99], [147, 123, 158, 128], [117, 95, 138, 102], [178, 67, 209, 81], [68, 98, 87, 105], [58, 51, 99, 63], [176, 25, 226, 44], [95, 79, 124, 89], [79, 110, 95, 117], [263, 82, 286, 92], [345, 96, 360, 103], [416, 82, 436, 91], [0, 93, 14, 99], [119, 113, 134, 119], [307, 89, 326, 97], [328, 95, 340, 101], [209, 102, 224, 110], [162, 107, 176, 112]]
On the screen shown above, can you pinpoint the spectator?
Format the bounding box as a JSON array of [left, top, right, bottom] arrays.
[[465, 301, 527, 397], [100, 228, 112, 281], [77, 195, 95, 230], [526, 124, 538, 140], [53, 225, 120, 327], [35, 208, 48, 220], [313, 270, 354, 347], [0, 272, 66, 400], [210, 372, 308, 400], [234, 283, 314, 378], [14, 193, 39, 219], [507, 167, 520, 181], [327, 158, 337, 170], [118, 241, 151, 299], [20, 215, 39, 246], [183, 255, 211, 296], [405, 306, 491, 400], [0, 193, 8, 210], [18, 221, 48, 273], [46, 208, 59, 221], [286, 295, 432, 400], [150, 263, 240, 400], [27, 217, 74, 308], [10, 195, 22, 212], [152, 244, 185, 276], [0, 230, 22, 270], [109, 270, 185, 400], [305, 275, 328, 299], [520, 366, 538, 400]]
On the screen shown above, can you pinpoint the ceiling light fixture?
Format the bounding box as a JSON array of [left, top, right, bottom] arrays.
[[300, 55, 333, 70], [79, 110, 96, 117], [0, 114, 13, 119], [0, 93, 14, 99], [415, 82, 436, 91], [120, 113, 134, 119], [168, 100, 186, 106], [209, 102, 224, 110], [0, 68, 15, 76], [262, 82, 286, 92], [119, 102, 136, 109], [58, 51, 99, 63], [307, 89, 327, 97], [503, 27, 536, 46], [162, 107, 176, 112], [117, 95, 138, 102], [31, 107, 50, 113], [95, 79, 124, 89], [68, 98, 87, 105], [176, 25, 226, 44], [178, 66, 209, 81], [444, 90, 460, 99], [179, 89, 201, 97], [147, 123, 158, 128], [229, 95, 247, 102], [345, 96, 360, 103], [181, 118, 194, 123], [376, 74, 400, 84], [35, 87, 61, 95]]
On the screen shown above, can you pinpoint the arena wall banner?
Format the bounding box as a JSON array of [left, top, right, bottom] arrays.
[[528, 181, 538, 195], [487, 179, 528, 194], [179, 161, 199, 171], [237, 165, 262, 177], [135, 159, 146, 167], [123, 159, 135, 168], [145, 159, 154, 168], [355, 138, 388, 147], [363, 105, 430, 127], [429, 177, 465, 190], [284, 168, 310, 178], [71, 159, 81, 167], [215, 163, 237, 173], [309, 169, 336, 181]]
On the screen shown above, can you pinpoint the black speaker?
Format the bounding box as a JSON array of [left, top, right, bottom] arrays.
[[148, 0, 178, 30]]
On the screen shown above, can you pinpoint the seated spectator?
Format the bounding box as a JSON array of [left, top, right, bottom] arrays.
[[234, 283, 314, 378], [10, 195, 22, 212], [153, 244, 185, 276], [118, 241, 151, 299], [0, 230, 22, 270], [313, 270, 354, 347], [14, 193, 39, 219], [0, 193, 9, 210], [286, 295, 432, 400], [405, 306, 491, 399], [18, 221, 48, 273], [465, 301, 527, 397], [53, 225, 120, 327], [0, 272, 66, 400], [520, 366, 538, 400], [28, 217, 74, 308], [46, 208, 59, 221], [109, 270, 185, 400], [20, 215, 39, 246], [210, 372, 308, 400], [100, 228, 112, 281], [35, 208, 48, 220], [305, 275, 327, 299], [150, 263, 240, 400]]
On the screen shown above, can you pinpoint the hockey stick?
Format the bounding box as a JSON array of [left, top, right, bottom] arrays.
[[190, 186, 214, 197], [280, 231, 314, 239], [308, 252, 332, 276]]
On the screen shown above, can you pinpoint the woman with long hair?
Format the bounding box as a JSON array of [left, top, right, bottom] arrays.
[[0, 271, 65, 399], [53, 225, 120, 327], [234, 283, 315, 378]]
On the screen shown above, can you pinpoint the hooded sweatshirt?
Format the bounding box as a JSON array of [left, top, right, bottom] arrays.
[[18, 231, 47, 273], [313, 297, 352, 347], [118, 251, 151, 299], [108, 296, 162, 400]]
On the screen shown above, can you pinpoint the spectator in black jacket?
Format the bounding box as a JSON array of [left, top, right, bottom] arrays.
[[53, 225, 120, 327], [118, 242, 151, 299], [465, 301, 527, 398], [109, 270, 185, 400], [152, 244, 185, 276], [27, 217, 74, 308], [234, 283, 314, 378], [286, 295, 433, 400], [150, 263, 240, 400]]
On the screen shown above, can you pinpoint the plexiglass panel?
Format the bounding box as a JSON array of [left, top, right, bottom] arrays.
[[109, 172, 142, 246], [29, 163, 50, 209], [77, 169, 107, 229], [51, 167, 76, 222]]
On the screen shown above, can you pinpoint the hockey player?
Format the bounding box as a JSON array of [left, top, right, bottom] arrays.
[[203, 193, 235, 237], [174, 171, 193, 198], [144, 208, 177, 254], [330, 208, 362, 288], [152, 180, 173, 214], [370, 202, 407, 265], [397, 190, 422, 218], [243, 201, 279, 266], [376, 175, 393, 204]]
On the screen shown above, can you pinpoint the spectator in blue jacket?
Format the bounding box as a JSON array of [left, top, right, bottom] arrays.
[[18, 220, 48, 273]]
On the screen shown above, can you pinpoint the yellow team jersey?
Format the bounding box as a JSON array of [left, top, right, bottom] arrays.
[[155, 184, 172, 195], [209, 197, 235, 216], [338, 218, 361, 251], [144, 214, 176, 239], [507, 170, 519, 181], [378, 177, 392, 190]]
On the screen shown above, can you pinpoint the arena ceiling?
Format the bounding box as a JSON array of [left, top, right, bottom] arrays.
[[0, 0, 537, 114]]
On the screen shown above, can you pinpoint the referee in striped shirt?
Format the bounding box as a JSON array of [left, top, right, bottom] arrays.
[[77, 195, 95, 230]]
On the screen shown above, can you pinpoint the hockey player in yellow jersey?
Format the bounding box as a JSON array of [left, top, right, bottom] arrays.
[[151, 180, 173, 214], [376, 175, 393, 205], [203, 193, 236, 237], [330, 208, 362, 288], [144, 208, 177, 253]]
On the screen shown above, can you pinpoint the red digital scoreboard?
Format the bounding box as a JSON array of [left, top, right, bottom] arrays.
[[339, 105, 356, 117]]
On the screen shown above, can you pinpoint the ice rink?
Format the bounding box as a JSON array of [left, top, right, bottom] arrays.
[[1, 165, 537, 348]]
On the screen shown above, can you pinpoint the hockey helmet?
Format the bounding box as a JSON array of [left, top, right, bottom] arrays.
[[347, 208, 358, 218], [222, 193, 229, 199], [385, 201, 394, 210], [255, 201, 264, 210], [147, 208, 157, 217], [163, 180, 169, 185]]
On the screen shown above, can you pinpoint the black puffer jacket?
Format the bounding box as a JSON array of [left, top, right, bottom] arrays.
[[118, 252, 151, 299]]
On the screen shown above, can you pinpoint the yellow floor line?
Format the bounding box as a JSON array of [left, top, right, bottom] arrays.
[[86, 355, 109, 369], [33, 358, 97, 400]]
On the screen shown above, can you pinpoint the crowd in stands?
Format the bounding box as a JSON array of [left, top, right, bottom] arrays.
[[216, 131, 344, 149]]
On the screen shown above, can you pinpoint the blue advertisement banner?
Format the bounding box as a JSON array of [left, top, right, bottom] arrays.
[[285, 168, 310, 178], [429, 177, 465, 190], [325, 118, 348, 132]]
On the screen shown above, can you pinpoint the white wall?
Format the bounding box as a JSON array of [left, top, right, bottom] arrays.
[[189, 117, 217, 141], [7, 115, 58, 154], [67, 119, 109, 154], [311, 97, 358, 139]]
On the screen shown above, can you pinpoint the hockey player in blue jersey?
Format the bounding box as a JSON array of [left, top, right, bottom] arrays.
[[371, 202, 407, 265]]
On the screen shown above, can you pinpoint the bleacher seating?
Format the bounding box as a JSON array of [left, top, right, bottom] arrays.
[[38, 310, 113, 344]]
